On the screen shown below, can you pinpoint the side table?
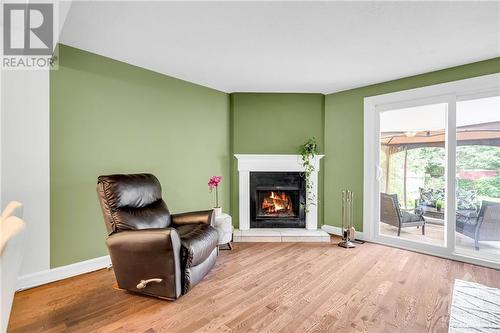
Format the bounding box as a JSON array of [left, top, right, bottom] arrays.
[[213, 213, 233, 251]]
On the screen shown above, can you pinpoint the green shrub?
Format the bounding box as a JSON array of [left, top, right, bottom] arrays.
[[475, 176, 500, 198]]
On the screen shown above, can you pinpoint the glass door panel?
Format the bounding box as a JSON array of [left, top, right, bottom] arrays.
[[455, 95, 500, 261], [379, 103, 447, 246]]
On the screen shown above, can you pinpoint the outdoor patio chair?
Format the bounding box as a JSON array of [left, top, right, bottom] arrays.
[[380, 193, 426, 236], [456, 201, 500, 250]]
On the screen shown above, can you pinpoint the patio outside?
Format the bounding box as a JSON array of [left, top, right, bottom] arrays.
[[378, 97, 500, 261]]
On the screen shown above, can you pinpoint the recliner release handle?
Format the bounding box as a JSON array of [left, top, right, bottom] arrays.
[[136, 278, 163, 289]]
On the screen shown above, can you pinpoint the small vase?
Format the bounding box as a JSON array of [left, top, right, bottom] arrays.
[[213, 207, 222, 217]]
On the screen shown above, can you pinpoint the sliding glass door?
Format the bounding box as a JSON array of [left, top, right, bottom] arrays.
[[364, 73, 500, 268], [455, 95, 500, 262], [379, 103, 447, 247]]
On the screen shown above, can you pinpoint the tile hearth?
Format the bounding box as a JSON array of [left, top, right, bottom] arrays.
[[233, 228, 330, 243]]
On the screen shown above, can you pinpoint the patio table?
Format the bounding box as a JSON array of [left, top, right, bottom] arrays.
[[422, 207, 445, 225]]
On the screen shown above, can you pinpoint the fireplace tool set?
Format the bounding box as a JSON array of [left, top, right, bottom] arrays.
[[338, 189, 356, 248]]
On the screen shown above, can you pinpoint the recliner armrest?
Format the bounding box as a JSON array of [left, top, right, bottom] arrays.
[[106, 228, 182, 299], [171, 210, 214, 226]]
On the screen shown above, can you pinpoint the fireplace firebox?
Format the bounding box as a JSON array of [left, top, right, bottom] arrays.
[[250, 172, 306, 228]]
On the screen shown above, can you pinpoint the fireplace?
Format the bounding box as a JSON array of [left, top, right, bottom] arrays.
[[250, 172, 306, 228], [234, 154, 324, 234]]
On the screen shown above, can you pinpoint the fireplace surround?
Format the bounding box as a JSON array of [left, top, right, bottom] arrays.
[[234, 154, 329, 242]]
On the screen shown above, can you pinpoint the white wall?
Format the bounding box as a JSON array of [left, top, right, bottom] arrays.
[[0, 1, 73, 278], [1, 70, 51, 276]]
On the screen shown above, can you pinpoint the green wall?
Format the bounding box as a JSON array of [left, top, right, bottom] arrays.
[[230, 93, 325, 228], [324, 57, 500, 231], [50, 44, 230, 268], [51, 43, 499, 266]]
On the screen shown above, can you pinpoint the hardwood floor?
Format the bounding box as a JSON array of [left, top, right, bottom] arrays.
[[8, 238, 500, 333]]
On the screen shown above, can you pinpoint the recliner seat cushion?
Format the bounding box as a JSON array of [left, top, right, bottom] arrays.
[[176, 224, 218, 267]]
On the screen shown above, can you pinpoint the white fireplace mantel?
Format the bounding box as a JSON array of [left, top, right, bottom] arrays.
[[234, 154, 324, 231]]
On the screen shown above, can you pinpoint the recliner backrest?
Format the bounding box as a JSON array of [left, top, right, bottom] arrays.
[[97, 173, 171, 234]]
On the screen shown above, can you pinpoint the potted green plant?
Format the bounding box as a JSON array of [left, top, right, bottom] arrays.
[[436, 200, 443, 212], [299, 138, 318, 212]]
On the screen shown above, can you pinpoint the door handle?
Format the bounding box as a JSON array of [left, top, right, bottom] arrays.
[[376, 166, 383, 182]]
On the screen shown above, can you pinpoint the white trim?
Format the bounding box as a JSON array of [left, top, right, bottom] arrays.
[[363, 72, 500, 269], [234, 154, 324, 231], [234, 154, 324, 172], [363, 97, 377, 242], [238, 171, 250, 230], [445, 97, 457, 252], [16, 255, 111, 291], [364, 73, 500, 111], [457, 88, 500, 102], [321, 224, 365, 240]]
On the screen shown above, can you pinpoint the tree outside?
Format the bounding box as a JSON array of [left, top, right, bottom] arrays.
[[382, 145, 500, 209]]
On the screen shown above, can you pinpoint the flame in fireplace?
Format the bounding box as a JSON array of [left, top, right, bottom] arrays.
[[261, 191, 293, 215]]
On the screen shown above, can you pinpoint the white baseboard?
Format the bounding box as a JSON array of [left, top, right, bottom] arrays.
[[321, 224, 365, 240], [16, 255, 111, 291]]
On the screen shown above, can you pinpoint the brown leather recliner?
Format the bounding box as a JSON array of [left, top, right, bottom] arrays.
[[96, 173, 218, 300]]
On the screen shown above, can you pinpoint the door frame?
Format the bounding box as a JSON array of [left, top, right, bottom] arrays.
[[363, 73, 500, 270]]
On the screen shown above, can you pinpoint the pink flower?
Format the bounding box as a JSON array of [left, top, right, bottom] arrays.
[[208, 176, 222, 190], [208, 176, 222, 207]]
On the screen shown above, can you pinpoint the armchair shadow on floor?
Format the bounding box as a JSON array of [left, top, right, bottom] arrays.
[[96, 173, 218, 300]]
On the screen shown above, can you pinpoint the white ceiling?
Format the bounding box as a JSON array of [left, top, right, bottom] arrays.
[[60, 1, 500, 94]]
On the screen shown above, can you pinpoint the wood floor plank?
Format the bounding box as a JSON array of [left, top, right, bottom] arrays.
[[8, 238, 500, 333]]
